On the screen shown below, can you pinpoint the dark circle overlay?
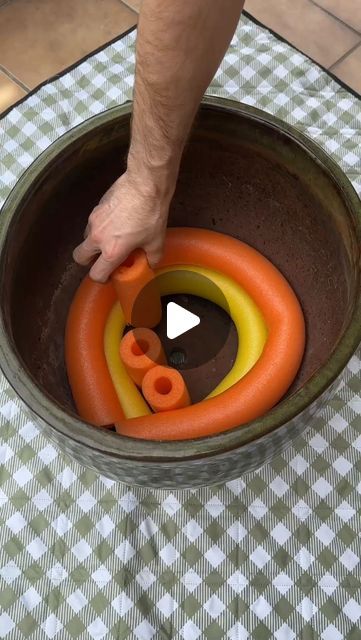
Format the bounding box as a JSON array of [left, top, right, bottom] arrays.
[[130, 271, 236, 401]]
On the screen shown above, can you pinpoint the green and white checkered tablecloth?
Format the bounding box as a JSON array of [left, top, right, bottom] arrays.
[[1, 14, 361, 640]]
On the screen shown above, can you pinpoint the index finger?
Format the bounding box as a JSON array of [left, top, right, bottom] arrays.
[[73, 236, 99, 266], [89, 247, 131, 283]]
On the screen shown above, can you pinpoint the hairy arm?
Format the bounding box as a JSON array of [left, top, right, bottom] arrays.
[[74, 0, 244, 281]]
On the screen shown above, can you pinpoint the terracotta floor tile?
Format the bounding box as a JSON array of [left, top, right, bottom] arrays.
[[245, 0, 360, 67], [312, 0, 361, 34], [0, 0, 137, 89], [0, 70, 26, 113], [332, 44, 361, 93], [122, 0, 142, 12]]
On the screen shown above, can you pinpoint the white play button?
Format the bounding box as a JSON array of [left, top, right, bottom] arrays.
[[166, 302, 200, 340]]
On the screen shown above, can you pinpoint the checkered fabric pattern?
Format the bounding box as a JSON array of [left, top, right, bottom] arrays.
[[1, 14, 361, 640]]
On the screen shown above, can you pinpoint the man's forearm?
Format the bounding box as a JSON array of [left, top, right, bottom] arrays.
[[128, 0, 244, 199], [73, 1, 244, 280]]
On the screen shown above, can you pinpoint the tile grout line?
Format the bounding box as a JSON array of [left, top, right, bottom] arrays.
[[329, 40, 361, 71], [0, 1, 138, 95], [309, 0, 361, 37], [115, 0, 140, 15], [0, 64, 30, 92]]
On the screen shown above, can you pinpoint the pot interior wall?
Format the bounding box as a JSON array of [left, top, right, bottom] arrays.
[[3, 106, 356, 415]]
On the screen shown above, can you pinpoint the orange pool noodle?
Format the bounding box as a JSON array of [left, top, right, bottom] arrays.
[[142, 365, 191, 413], [119, 328, 167, 387], [65, 276, 123, 427], [111, 249, 162, 328], [116, 227, 305, 440], [66, 228, 305, 439]]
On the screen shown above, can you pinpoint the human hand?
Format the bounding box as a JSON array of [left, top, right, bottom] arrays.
[[73, 170, 170, 282]]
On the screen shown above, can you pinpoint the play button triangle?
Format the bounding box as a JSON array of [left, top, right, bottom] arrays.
[[166, 302, 200, 340]]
